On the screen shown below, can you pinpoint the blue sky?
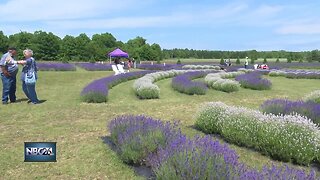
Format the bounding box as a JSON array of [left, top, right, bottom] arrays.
[[0, 0, 320, 51]]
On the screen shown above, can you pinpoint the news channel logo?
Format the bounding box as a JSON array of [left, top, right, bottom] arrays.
[[24, 142, 56, 162]]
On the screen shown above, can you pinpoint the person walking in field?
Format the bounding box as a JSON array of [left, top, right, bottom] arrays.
[[0, 47, 19, 105], [244, 57, 249, 69], [18, 49, 39, 104]]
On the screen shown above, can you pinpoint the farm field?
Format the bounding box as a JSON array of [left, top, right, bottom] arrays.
[[1, 68, 320, 179]]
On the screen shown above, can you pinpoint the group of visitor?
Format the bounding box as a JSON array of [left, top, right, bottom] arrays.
[[0, 47, 39, 105]]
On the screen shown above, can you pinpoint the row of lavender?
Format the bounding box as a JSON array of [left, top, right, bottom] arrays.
[[269, 69, 320, 79], [81, 71, 153, 103], [196, 102, 320, 166], [109, 115, 317, 179], [37, 63, 76, 71], [235, 71, 272, 90], [133, 69, 214, 99], [76, 63, 112, 71], [37, 62, 113, 71], [172, 70, 272, 96], [204, 71, 246, 92], [171, 71, 211, 95], [35, 63, 178, 71], [35, 63, 184, 71], [260, 90, 320, 125]]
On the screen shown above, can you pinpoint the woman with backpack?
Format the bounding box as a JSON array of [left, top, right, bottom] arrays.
[[17, 49, 39, 104]]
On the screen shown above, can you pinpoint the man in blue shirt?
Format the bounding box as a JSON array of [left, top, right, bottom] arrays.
[[0, 47, 19, 104]]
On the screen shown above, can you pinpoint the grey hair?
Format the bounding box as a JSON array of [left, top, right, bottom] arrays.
[[23, 49, 33, 56]]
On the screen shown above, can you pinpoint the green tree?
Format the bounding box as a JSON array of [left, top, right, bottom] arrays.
[[32, 31, 61, 60], [0, 31, 9, 53], [92, 33, 117, 60], [220, 57, 224, 65], [311, 50, 320, 62], [8, 32, 34, 59], [139, 44, 157, 61], [275, 58, 280, 63], [125, 36, 147, 60], [85, 41, 100, 61], [151, 43, 162, 60], [236, 57, 240, 64], [263, 57, 267, 64], [249, 50, 258, 61], [74, 33, 91, 61], [60, 35, 77, 61]]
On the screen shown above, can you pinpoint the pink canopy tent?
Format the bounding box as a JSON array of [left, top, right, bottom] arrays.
[[107, 48, 129, 64]]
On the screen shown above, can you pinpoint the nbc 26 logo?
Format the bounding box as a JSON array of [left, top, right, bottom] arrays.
[[24, 142, 57, 162]]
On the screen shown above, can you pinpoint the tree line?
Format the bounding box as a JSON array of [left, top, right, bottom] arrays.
[[0, 30, 319, 62], [0, 31, 162, 62], [163, 49, 320, 62]]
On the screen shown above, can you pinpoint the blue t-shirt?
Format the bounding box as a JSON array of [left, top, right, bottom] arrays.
[[0, 52, 19, 74], [21, 57, 38, 81]]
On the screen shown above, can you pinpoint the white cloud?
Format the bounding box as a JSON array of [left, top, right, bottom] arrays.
[[276, 23, 320, 35], [0, 0, 144, 22], [42, 2, 250, 30]]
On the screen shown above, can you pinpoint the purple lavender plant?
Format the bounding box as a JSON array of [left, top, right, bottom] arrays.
[[285, 72, 320, 79], [81, 71, 153, 103], [148, 135, 240, 179], [76, 62, 112, 71], [172, 71, 211, 95], [108, 115, 181, 164], [107, 114, 317, 179], [235, 71, 272, 90], [148, 134, 317, 179], [137, 63, 182, 70], [261, 99, 320, 125], [37, 62, 76, 71]]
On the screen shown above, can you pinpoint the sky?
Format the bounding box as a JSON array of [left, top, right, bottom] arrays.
[[0, 0, 320, 51]]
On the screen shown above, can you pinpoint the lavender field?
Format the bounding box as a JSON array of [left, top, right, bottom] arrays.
[[1, 66, 320, 179]]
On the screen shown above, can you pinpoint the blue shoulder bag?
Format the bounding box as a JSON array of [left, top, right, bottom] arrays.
[[24, 59, 36, 85]]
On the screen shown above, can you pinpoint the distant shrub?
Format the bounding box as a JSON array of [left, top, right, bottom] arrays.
[[177, 59, 181, 64], [236, 57, 240, 64], [276, 58, 280, 63], [220, 58, 225, 65], [263, 57, 267, 64]]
